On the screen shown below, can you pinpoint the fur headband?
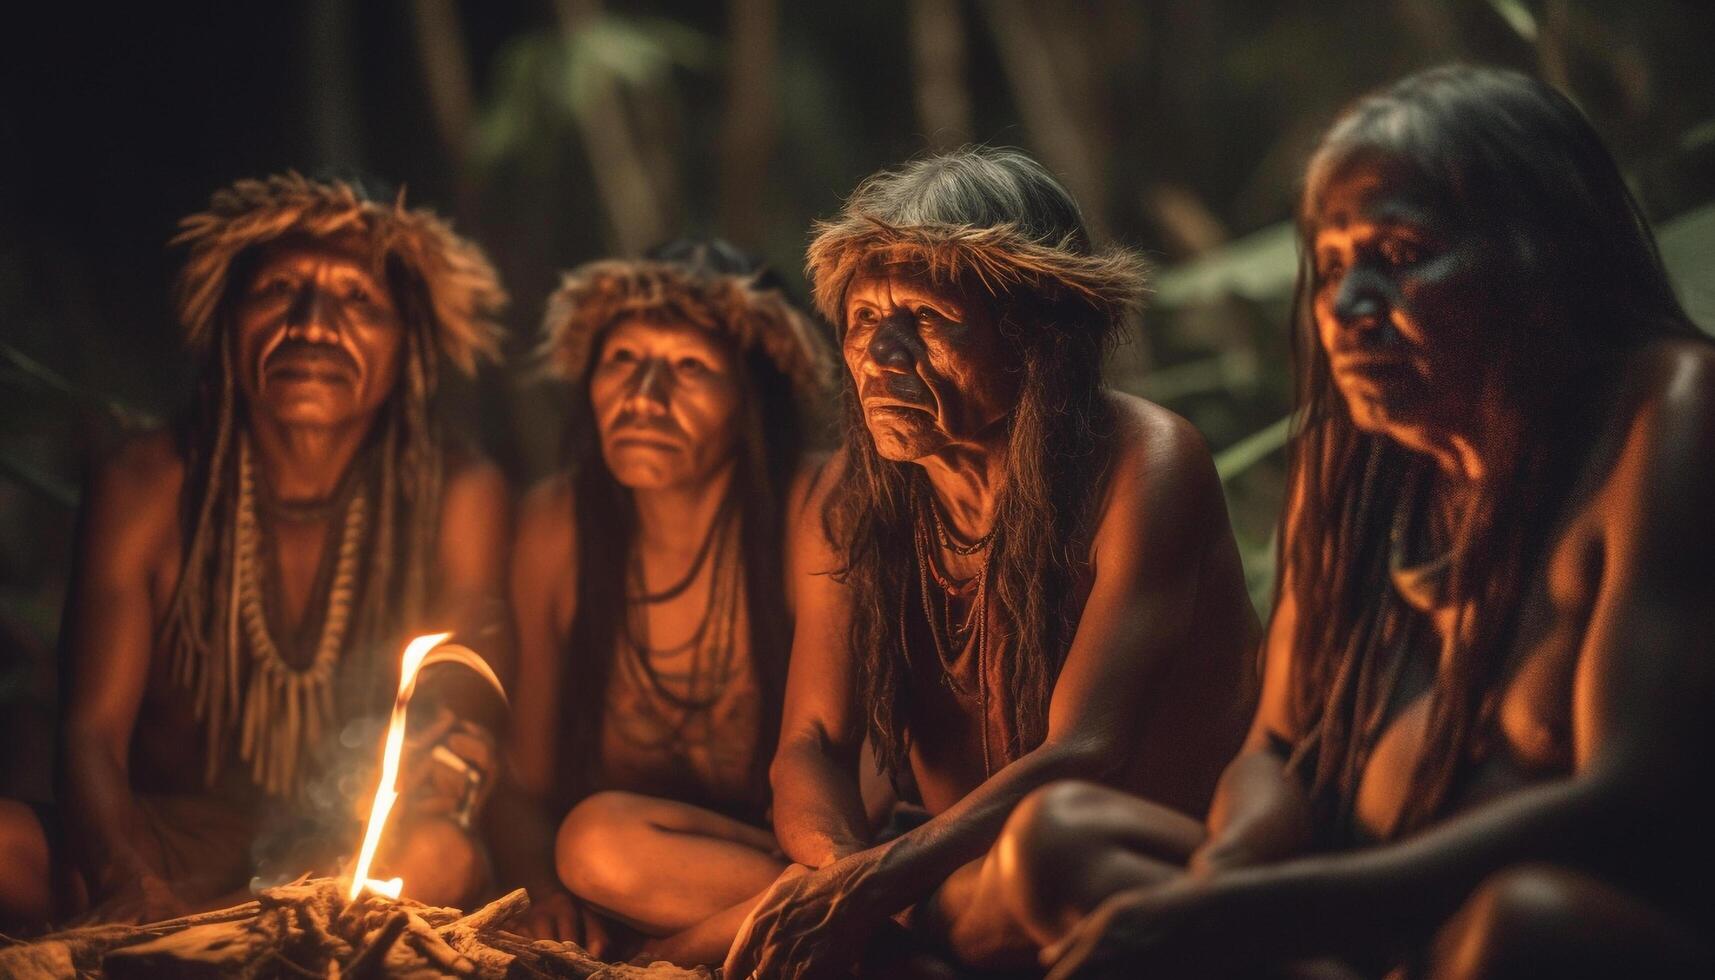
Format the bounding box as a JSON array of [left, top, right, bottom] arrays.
[[805, 215, 1150, 338], [538, 259, 832, 402], [172, 173, 506, 375]]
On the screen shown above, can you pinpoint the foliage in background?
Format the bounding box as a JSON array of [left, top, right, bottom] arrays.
[[2, 0, 1712, 795]]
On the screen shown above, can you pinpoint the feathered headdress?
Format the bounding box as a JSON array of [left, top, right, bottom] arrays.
[[172, 172, 506, 374], [538, 258, 831, 402], [805, 216, 1149, 342]]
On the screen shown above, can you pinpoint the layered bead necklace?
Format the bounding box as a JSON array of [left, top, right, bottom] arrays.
[[231, 437, 367, 796], [908, 480, 997, 777], [618, 494, 743, 748]]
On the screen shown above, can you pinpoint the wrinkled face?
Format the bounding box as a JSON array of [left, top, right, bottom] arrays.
[[1311, 160, 1494, 446], [589, 317, 742, 491], [234, 236, 405, 430], [843, 271, 1017, 461]]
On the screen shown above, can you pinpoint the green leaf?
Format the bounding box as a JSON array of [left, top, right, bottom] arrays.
[[1215, 414, 1294, 483], [1152, 222, 1299, 309], [1, 339, 156, 429], [0, 449, 77, 509], [1659, 201, 1715, 334]]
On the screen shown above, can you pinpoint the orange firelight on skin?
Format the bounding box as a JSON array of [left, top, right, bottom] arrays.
[[348, 632, 507, 901]]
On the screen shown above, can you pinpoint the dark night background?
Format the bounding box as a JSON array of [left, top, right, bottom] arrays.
[[3, 1, 1713, 802]]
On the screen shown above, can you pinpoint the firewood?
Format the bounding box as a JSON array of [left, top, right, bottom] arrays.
[[445, 887, 531, 935], [399, 908, 476, 975], [342, 909, 407, 980], [0, 940, 75, 980], [102, 907, 287, 979], [0, 877, 714, 979]]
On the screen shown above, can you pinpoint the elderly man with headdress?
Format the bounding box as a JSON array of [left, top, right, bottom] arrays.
[[999, 66, 1715, 979], [495, 239, 831, 964], [720, 147, 1260, 978], [0, 174, 512, 927]]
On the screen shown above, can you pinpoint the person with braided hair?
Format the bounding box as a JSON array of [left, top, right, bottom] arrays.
[[495, 239, 833, 964], [1000, 66, 1715, 979], [0, 174, 513, 928]]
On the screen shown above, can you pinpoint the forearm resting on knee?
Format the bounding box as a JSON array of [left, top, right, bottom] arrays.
[[1192, 749, 1311, 875]]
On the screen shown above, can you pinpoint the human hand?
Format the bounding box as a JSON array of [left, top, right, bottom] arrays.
[[509, 887, 609, 953], [401, 706, 498, 823], [1043, 877, 1251, 980], [90, 872, 189, 925], [723, 855, 885, 980]]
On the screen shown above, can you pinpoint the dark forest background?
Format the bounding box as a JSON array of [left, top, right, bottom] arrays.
[[3, 0, 1713, 801]]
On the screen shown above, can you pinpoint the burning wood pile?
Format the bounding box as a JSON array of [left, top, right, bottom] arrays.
[[3, 636, 703, 978], [0, 877, 711, 978]]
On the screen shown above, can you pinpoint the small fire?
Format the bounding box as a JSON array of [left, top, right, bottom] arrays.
[[348, 632, 507, 901]]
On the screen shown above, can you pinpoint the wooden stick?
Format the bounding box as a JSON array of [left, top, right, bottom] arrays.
[[342, 909, 407, 980]]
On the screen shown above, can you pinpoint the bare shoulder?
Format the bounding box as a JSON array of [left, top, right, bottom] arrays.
[[1095, 390, 1222, 530], [95, 428, 185, 501], [1570, 338, 1715, 566], [515, 470, 577, 567], [1602, 337, 1715, 514], [442, 448, 510, 514], [786, 447, 848, 577], [88, 429, 186, 540], [1625, 336, 1715, 413], [786, 450, 836, 523]]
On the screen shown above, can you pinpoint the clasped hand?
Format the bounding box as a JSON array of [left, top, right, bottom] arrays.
[[723, 851, 887, 980]]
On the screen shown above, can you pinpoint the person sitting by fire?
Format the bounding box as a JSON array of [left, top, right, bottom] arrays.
[[496, 239, 832, 964], [997, 65, 1715, 979], [720, 147, 1261, 979], [0, 174, 513, 928]]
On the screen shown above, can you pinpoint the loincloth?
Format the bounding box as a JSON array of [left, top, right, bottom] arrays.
[[131, 790, 262, 906]]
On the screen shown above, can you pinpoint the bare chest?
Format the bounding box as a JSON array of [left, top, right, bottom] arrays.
[[1353, 504, 1605, 838], [135, 515, 347, 786], [597, 577, 768, 812]]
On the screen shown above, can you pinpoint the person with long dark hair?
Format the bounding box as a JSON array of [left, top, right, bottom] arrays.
[[0, 174, 513, 927], [722, 147, 1259, 977], [999, 65, 1715, 978], [496, 239, 831, 964]]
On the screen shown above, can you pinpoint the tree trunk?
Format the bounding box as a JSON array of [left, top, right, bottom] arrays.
[[719, 0, 778, 246]]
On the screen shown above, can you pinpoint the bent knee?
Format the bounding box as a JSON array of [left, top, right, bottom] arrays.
[[556, 791, 653, 907], [0, 800, 49, 869], [1000, 781, 1120, 872], [1435, 865, 1634, 979], [996, 783, 1115, 913], [0, 800, 53, 924]]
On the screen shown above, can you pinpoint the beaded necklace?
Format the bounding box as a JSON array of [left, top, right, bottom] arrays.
[[908, 481, 996, 777], [617, 494, 744, 747], [232, 437, 367, 795]]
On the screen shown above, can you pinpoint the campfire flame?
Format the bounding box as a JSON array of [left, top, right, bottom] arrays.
[[348, 632, 507, 901]]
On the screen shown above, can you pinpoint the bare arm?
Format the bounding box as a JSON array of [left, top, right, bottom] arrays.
[[1207, 350, 1715, 960], [1191, 563, 1313, 875], [770, 456, 873, 869], [56, 437, 181, 902], [488, 477, 576, 903], [854, 411, 1240, 911], [435, 457, 514, 690]]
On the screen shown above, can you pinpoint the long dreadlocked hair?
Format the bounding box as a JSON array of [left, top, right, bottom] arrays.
[[1279, 65, 1702, 840], [806, 148, 1149, 784], [156, 174, 505, 789], [540, 238, 830, 814]]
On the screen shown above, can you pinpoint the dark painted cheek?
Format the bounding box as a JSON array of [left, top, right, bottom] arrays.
[[1403, 266, 1487, 369], [943, 349, 1013, 432]]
